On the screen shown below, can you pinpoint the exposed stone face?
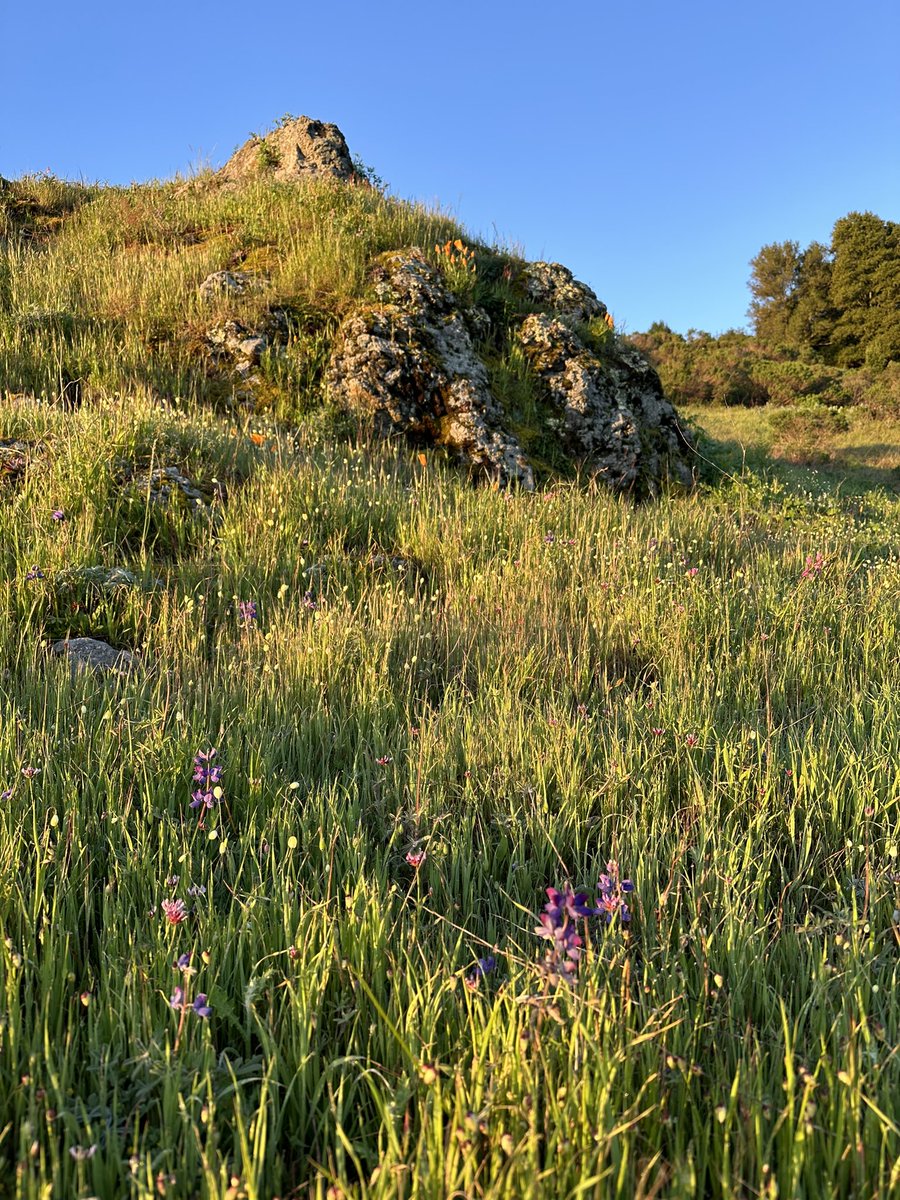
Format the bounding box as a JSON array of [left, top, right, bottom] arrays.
[[204, 320, 267, 377], [326, 250, 534, 489], [521, 262, 607, 326], [51, 637, 135, 676], [219, 116, 354, 185], [120, 465, 220, 513], [199, 270, 260, 300], [517, 314, 694, 495]]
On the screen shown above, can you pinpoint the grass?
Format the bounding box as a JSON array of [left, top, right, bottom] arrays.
[[2, 176, 900, 1197]]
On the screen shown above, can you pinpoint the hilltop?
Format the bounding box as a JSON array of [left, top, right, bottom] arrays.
[[1, 115, 694, 498]]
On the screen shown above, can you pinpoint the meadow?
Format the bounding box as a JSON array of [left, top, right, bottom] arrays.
[[1, 174, 900, 1198]]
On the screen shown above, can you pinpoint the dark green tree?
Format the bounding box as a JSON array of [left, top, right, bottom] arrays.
[[748, 240, 801, 348]]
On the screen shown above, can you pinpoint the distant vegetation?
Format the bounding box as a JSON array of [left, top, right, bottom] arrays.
[[630, 210, 900, 421]]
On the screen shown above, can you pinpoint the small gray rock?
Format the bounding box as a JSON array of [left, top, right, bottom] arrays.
[[199, 270, 258, 300], [51, 638, 135, 676]]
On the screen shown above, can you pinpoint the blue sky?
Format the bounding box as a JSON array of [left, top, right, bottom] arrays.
[[5, 0, 899, 334]]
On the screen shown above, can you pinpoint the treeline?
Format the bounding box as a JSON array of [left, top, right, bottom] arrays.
[[630, 211, 900, 414]]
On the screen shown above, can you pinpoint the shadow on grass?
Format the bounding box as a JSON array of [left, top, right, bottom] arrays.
[[692, 427, 900, 498]]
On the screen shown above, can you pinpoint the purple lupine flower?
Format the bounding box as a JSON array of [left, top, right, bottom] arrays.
[[189, 790, 217, 810], [237, 599, 257, 624], [192, 750, 223, 793], [51, 509, 65, 522], [595, 861, 633, 924], [192, 994, 212, 1018], [24, 566, 44, 581], [174, 953, 192, 971], [170, 986, 185, 1010], [302, 590, 318, 611], [464, 956, 496, 990], [543, 883, 594, 922]]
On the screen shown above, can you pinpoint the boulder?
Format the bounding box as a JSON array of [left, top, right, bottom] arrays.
[[199, 270, 259, 301], [121, 465, 219, 513], [520, 261, 608, 326], [219, 116, 354, 185], [51, 637, 135, 676], [516, 314, 694, 494], [326, 250, 534, 489]]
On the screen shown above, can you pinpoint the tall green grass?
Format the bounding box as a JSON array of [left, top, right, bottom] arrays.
[[0, 385, 899, 1196]]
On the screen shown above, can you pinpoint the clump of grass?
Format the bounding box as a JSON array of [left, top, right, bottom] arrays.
[[1, 382, 899, 1195]]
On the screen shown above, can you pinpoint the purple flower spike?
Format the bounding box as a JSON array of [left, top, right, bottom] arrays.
[[192, 994, 212, 1019]]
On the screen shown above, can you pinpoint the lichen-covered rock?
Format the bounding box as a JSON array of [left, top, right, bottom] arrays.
[[219, 116, 354, 185], [517, 314, 694, 495], [326, 250, 534, 489], [120, 465, 221, 513], [54, 565, 159, 593], [199, 270, 260, 300], [521, 262, 607, 326], [51, 637, 135, 676], [205, 319, 267, 376]]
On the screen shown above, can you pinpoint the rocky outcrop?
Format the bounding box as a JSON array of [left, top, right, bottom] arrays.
[[520, 262, 608, 326], [51, 637, 135, 676], [325, 248, 693, 494], [119, 465, 222, 513], [199, 270, 260, 301], [204, 320, 267, 377], [517, 314, 694, 494], [219, 116, 354, 185], [326, 250, 534, 488]]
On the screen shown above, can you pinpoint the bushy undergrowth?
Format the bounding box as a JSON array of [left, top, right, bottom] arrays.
[[0, 389, 899, 1198], [631, 324, 900, 418]]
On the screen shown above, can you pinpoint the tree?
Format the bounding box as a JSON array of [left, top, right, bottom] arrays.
[[748, 241, 801, 348], [830, 212, 900, 366]]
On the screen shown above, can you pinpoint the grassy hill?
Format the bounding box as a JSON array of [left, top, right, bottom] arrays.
[[1, 171, 900, 1198]]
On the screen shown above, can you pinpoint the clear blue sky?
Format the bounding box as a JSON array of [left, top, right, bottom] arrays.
[[5, 1, 899, 334]]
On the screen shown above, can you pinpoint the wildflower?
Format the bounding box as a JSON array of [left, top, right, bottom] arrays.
[[596, 861, 634, 925], [51, 509, 65, 522], [190, 789, 217, 810], [192, 750, 223, 789], [800, 551, 826, 580], [302, 590, 318, 611], [161, 899, 188, 925], [685, 733, 700, 748], [288, 945, 300, 961], [187, 883, 206, 896], [174, 952, 193, 971], [165, 874, 180, 888], [543, 883, 595, 922], [651, 727, 665, 737], [238, 599, 257, 624], [375, 755, 392, 767], [24, 566, 44, 581], [169, 986, 185, 1010], [464, 956, 496, 990], [69, 1144, 97, 1161], [0, 789, 12, 800], [406, 849, 426, 869], [192, 993, 212, 1019], [686, 566, 699, 578], [20, 766, 40, 779]]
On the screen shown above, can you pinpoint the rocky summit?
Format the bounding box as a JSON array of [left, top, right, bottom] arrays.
[[218, 115, 354, 184]]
